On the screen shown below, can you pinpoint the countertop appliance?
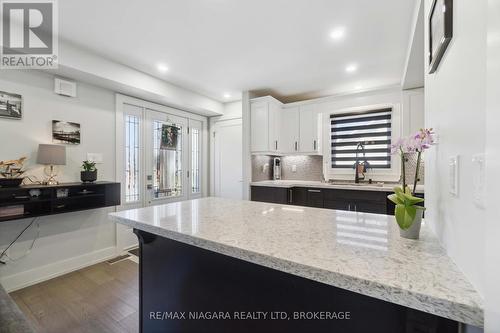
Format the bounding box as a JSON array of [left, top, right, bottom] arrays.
[[273, 157, 281, 180]]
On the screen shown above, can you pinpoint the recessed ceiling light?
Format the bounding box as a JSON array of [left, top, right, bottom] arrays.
[[157, 63, 169, 73], [355, 85, 363, 90], [330, 27, 346, 40], [345, 64, 358, 73], [223, 93, 231, 98]]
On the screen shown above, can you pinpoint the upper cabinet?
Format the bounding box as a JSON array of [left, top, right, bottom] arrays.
[[298, 104, 321, 154], [250, 96, 322, 155], [280, 107, 300, 153], [250, 97, 282, 153]]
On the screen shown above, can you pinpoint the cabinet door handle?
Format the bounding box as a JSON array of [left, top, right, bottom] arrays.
[[313, 140, 317, 150], [354, 204, 357, 212], [289, 189, 293, 203], [295, 141, 298, 151], [275, 140, 278, 150], [307, 189, 321, 193], [348, 203, 351, 211]]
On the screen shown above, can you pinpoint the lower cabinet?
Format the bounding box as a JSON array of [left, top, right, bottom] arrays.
[[290, 187, 308, 206], [251, 186, 289, 204], [251, 185, 424, 216], [290, 187, 323, 208]]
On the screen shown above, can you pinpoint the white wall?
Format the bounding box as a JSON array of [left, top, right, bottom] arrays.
[[485, 0, 500, 331], [424, 0, 487, 299], [0, 70, 117, 291]]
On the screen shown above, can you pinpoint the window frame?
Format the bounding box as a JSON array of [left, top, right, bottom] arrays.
[[323, 103, 402, 182]]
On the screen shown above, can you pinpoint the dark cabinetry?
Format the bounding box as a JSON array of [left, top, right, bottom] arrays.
[[0, 182, 120, 223], [251, 186, 288, 204], [251, 185, 423, 216], [305, 188, 324, 208], [323, 189, 387, 214]]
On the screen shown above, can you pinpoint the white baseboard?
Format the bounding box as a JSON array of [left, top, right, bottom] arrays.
[[1, 246, 117, 292]]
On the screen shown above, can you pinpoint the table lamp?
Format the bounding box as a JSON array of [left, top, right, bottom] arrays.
[[37, 144, 66, 185]]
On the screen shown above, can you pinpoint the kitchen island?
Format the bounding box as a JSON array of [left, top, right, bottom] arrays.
[[109, 197, 483, 332]]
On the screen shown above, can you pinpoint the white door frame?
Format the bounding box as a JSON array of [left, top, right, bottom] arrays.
[[115, 94, 209, 254]]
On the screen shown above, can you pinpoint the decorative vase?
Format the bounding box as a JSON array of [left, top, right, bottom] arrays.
[[399, 209, 423, 240], [80, 171, 97, 183]]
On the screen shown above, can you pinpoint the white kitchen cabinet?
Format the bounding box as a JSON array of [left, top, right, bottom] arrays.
[[280, 107, 300, 153], [268, 100, 281, 153], [299, 104, 321, 154], [250, 100, 269, 152], [250, 97, 282, 153]]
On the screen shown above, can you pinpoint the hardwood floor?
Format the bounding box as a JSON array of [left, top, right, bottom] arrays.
[[9, 259, 139, 333]]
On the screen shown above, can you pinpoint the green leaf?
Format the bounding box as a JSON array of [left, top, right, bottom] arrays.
[[387, 193, 404, 205], [401, 192, 425, 206], [394, 204, 417, 230], [394, 187, 404, 195]]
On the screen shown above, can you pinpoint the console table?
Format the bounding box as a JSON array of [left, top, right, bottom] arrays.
[[0, 181, 120, 222]]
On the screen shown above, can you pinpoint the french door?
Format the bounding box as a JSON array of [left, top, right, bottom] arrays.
[[144, 110, 202, 205], [145, 110, 188, 205], [116, 95, 206, 252]]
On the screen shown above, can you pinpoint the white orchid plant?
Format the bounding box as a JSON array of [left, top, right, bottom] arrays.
[[388, 128, 435, 230]]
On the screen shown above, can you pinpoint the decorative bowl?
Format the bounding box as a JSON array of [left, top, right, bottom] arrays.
[[0, 178, 23, 188]]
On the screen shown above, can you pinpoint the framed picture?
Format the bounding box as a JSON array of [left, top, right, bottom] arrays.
[[160, 124, 179, 150], [0, 91, 22, 119], [428, 0, 453, 74], [52, 120, 81, 145]]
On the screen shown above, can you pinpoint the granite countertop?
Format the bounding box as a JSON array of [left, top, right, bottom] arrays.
[[250, 180, 425, 193], [109, 197, 482, 327]]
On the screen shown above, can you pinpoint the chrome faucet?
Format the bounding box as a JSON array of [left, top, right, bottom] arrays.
[[354, 142, 370, 183]]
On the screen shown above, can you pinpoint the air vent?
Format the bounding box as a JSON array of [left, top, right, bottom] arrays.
[[54, 78, 77, 97]]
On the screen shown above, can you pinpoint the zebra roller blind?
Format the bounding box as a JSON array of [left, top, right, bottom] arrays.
[[330, 108, 392, 169]]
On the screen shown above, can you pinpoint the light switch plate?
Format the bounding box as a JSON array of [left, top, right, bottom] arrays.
[[87, 153, 103, 163], [449, 155, 459, 197], [472, 153, 486, 209]]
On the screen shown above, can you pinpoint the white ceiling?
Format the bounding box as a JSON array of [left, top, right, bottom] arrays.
[[59, 0, 416, 103]]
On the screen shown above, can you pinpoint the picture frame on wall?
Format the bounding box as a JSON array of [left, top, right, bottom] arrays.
[[0, 91, 22, 120], [52, 120, 81, 145], [428, 0, 453, 74]]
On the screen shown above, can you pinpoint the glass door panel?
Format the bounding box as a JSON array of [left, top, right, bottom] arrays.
[[189, 119, 202, 198], [146, 110, 188, 205]]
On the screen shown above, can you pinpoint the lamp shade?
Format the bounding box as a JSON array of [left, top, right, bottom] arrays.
[[37, 144, 66, 165]]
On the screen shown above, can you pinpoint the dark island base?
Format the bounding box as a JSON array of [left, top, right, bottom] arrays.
[[134, 229, 458, 333]]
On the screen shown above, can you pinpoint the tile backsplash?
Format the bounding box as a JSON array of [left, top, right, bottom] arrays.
[[251, 155, 323, 182], [252, 154, 425, 186]]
